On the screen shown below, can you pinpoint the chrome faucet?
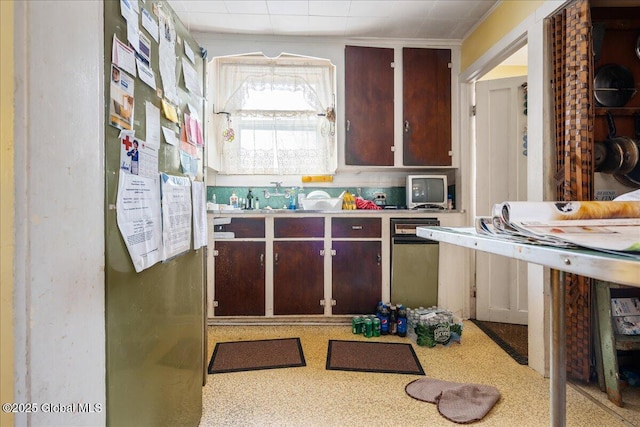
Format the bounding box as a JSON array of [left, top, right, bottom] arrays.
[[263, 181, 287, 199]]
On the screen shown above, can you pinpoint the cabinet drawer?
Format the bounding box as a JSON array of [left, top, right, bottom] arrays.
[[274, 217, 324, 238], [214, 217, 265, 238], [332, 217, 381, 238]]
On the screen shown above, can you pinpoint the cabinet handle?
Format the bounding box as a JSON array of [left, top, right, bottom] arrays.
[[346, 120, 350, 132], [351, 225, 363, 230], [260, 253, 264, 266], [274, 253, 279, 264], [404, 120, 410, 133], [377, 254, 381, 265]]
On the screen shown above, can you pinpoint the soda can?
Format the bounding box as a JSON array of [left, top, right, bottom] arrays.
[[352, 316, 363, 334], [363, 318, 373, 338], [373, 317, 381, 337]]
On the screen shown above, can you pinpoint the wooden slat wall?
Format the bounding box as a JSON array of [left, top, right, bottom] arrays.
[[550, 0, 594, 382]]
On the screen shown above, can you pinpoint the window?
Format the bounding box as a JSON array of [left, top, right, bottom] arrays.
[[211, 53, 337, 175]]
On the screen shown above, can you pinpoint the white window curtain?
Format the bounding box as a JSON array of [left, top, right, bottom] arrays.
[[212, 53, 337, 175]]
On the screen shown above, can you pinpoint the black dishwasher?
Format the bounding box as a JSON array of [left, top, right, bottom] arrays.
[[390, 218, 440, 308]]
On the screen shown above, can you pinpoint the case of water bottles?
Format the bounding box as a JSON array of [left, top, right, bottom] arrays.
[[406, 306, 463, 347], [351, 303, 463, 347]]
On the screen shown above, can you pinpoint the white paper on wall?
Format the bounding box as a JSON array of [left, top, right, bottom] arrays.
[[141, 7, 159, 43], [116, 172, 163, 273], [137, 58, 157, 89], [158, 8, 178, 104], [162, 126, 179, 146], [160, 173, 192, 259], [145, 101, 161, 148], [182, 57, 202, 96], [112, 35, 137, 77], [191, 180, 207, 250]]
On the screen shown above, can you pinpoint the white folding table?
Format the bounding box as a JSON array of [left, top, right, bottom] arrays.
[[416, 226, 640, 427]]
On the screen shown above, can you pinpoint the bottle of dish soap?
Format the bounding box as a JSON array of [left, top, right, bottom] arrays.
[[229, 192, 238, 209], [297, 187, 306, 209], [288, 187, 296, 210]]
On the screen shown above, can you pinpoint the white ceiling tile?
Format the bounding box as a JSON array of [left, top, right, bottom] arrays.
[[345, 16, 392, 37], [188, 13, 274, 34], [383, 16, 426, 38], [415, 19, 460, 39], [270, 15, 310, 34], [167, 0, 500, 40], [308, 15, 348, 35], [430, 0, 486, 20], [384, 1, 435, 18], [308, 1, 351, 17], [464, 1, 499, 20], [267, 1, 309, 16], [168, 0, 227, 14], [347, 1, 392, 17], [224, 0, 269, 15]]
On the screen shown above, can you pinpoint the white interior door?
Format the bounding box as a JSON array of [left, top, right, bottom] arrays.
[[475, 76, 528, 324]]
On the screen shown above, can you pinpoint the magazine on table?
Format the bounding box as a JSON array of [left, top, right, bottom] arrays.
[[475, 200, 640, 258]]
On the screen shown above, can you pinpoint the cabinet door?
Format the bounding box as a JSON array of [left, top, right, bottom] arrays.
[[403, 47, 452, 166], [214, 241, 265, 316], [274, 241, 324, 315], [345, 45, 394, 166], [332, 241, 382, 315]]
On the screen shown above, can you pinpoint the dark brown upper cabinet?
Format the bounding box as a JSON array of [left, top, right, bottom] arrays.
[[345, 45, 395, 166], [403, 47, 452, 166]]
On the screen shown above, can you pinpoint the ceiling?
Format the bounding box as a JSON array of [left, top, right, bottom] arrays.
[[167, 0, 499, 40]]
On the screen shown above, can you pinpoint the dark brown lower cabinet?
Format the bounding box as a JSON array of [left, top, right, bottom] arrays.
[[331, 241, 382, 315], [273, 241, 324, 315], [214, 241, 265, 316]]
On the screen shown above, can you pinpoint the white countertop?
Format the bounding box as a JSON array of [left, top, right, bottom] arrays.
[[208, 208, 463, 216]]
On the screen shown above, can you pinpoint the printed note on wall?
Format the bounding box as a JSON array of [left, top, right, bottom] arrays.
[[116, 172, 162, 273], [160, 173, 192, 260]]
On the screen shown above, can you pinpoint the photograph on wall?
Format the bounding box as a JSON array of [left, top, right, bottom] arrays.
[[109, 64, 135, 130]]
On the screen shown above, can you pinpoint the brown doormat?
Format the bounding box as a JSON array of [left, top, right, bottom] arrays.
[[208, 338, 306, 374], [326, 340, 425, 375], [470, 319, 528, 365]]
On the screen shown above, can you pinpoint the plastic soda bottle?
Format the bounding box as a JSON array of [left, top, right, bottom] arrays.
[[389, 305, 398, 335], [397, 304, 408, 337], [380, 304, 390, 335]]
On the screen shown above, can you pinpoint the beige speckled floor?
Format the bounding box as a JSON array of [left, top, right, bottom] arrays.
[[200, 322, 639, 426]]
